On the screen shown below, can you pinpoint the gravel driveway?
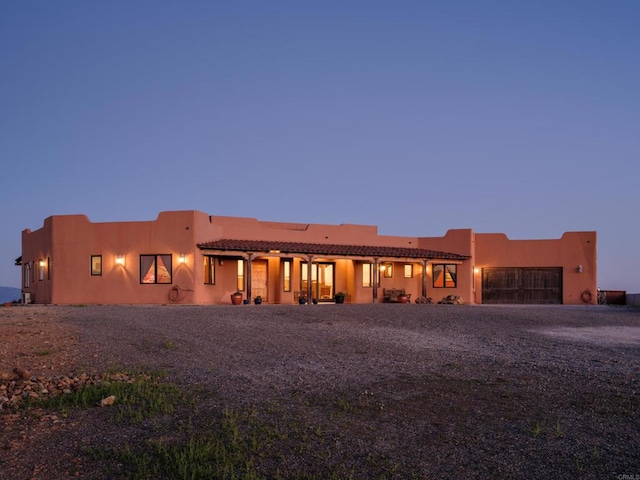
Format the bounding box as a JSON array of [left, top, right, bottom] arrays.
[[2, 304, 639, 479]]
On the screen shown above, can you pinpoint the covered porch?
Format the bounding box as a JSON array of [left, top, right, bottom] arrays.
[[197, 239, 470, 304]]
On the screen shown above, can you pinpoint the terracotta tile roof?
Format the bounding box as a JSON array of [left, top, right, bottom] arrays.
[[197, 239, 469, 260]]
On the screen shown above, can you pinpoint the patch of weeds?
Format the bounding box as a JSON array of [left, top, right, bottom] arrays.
[[161, 340, 177, 351], [31, 373, 184, 424], [33, 349, 53, 356], [109, 434, 262, 480], [97, 407, 266, 479], [531, 421, 543, 438], [335, 398, 353, 413]]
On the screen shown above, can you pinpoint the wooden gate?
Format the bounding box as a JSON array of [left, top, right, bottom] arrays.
[[482, 267, 562, 304]]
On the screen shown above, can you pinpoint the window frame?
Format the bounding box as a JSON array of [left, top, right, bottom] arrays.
[[432, 264, 458, 288], [203, 256, 215, 285], [382, 263, 393, 278], [362, 263, 373, 288], [91, 255, 102, 276], [283, 259, 292, 292], [140, 254, 173, 284], [237, 259, 245, 291], [404, 264, 413, 278]]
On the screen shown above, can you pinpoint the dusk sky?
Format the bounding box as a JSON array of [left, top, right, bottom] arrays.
[[1, 1, 638, 293]]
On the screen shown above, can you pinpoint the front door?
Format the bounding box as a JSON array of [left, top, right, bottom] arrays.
[[252, 261, 268, 301], [301, 262, 334, 302]]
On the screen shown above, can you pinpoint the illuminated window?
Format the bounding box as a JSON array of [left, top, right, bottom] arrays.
[[432, 264, 457, 288], [237, 259, 244, 291], [404, 264, 413, 278], [203, 256, 215, 284], [91, 255, 102, 276], [283, 259, 291, 292], [140, 255, 172, 284], [382, 263, 393, 278], [362, 263, 373, 287], [38, 260, 45, 281]]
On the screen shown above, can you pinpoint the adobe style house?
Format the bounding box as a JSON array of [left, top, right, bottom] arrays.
[[18, 210, 597, 306]]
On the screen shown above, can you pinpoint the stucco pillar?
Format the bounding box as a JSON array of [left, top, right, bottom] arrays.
[[422, 259, 428, 298], [246, 253, 253, 301], [306, 255, 313, 305], [373, 258, 379, 303]]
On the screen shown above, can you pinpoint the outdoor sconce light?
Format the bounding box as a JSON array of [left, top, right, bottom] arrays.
[[115, 255, 125, 266], [178, 254, 186, 264], [577, 265, 583, 273], [39, 260, 46, 267], [473, 267, 480, 274]]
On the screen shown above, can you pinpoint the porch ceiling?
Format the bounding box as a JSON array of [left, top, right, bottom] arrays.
[[197, 239, 470, 261]]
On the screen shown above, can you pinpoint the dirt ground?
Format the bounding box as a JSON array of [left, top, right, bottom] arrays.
[[1, 304, 639, 479]]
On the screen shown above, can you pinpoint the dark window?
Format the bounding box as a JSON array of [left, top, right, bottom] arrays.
[[433, 264, 457, 288], [140, 255, 172, 284], [24, 263, 30, 288]]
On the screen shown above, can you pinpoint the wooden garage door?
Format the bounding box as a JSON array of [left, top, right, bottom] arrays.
[[482, 268, 563, 304]]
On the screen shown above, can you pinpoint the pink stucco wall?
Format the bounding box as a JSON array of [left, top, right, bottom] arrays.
[[475, 231, 597, 304], [21, 210, 597, 305]]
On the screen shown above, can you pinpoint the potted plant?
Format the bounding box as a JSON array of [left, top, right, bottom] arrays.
[[334, 292, 346, 304], [254, 295, 262, 305], [230, 291, 243, 305], [397, 293, 409, 303], [296, 291, 307, 304]]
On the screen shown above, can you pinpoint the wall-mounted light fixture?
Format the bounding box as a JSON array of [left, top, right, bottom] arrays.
[[115, 255, 125, 266], [473, 267, 480, 274], [219, 258, 224, 266], [577, 265, 583, 273], [39, 260, 46, 267], [178, 254, 186, 264]]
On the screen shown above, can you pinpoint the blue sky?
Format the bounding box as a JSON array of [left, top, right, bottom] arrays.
[[1, 1, 638, 292]]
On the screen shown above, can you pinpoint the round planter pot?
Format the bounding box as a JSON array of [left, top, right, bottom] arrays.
[[334, 296, 345, 304], [254, 298, 262, 305], [397, 295, 408, 304], [231, 294, 243, 305]]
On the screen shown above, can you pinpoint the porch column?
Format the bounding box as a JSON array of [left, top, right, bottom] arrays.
[[306, 255, 314, 305], [246, 253, 253, 301], [372, 258, 379, 303], [422, 259, 428, 298]]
